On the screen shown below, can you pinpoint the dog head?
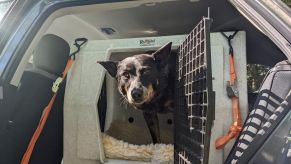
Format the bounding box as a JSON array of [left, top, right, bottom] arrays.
[[98, 42, 172, 107]]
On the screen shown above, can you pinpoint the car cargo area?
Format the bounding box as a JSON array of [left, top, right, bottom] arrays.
[[0, 0, 289, 164]]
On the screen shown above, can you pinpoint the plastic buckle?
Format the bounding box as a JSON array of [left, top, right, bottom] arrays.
[[226, 81, 239, 98], [285, 136, 291, 141], [52, 77, 63, 93]]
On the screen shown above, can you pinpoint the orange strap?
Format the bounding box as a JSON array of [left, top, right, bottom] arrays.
[[21, 59, 74, 164], [215, 97, 242, 149], [229, 54, 237, 84], [215, 55, 242, 150]]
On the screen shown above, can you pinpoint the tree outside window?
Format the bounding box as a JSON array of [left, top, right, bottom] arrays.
[[247, 64, 270, 93], [282, 0, 291, 7]]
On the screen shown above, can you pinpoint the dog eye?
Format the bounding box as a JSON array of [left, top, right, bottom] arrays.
[[122, 72, 130, 79], [140, 68, 148, 75]]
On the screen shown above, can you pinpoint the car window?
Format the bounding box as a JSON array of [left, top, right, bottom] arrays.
[[0, 0, 14, 22], [0, 0, 14, 58], [282, 0, 291, 8], [247, 64, 270, 93]]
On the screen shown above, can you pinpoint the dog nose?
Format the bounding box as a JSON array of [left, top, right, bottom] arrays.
[[131, 88, 143, 100]]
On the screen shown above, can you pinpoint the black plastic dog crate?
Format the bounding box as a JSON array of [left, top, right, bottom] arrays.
[[174, 17, 215, 164]]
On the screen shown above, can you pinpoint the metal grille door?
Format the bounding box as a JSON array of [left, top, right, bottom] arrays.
[[174, 17, 214, 164]]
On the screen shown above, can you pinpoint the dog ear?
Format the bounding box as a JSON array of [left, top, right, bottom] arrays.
[[97, 61, 118, 77], [152, 42, 172, 66]]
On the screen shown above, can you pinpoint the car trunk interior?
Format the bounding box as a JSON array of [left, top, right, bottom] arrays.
[[1, 0, 289, 164], [44, 0, 286, 66]]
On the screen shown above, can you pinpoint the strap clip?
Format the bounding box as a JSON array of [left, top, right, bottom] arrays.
[[69, 38, 88, 60], [226, 81, 239, 98], [52, 77, 63, 93], [221, 31, 238, 55]]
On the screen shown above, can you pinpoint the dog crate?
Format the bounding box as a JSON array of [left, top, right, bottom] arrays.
[[63, 18, 248, 164]]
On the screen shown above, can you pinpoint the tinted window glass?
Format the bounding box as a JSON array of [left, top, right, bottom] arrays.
[[0, 0, 13, 21], [282, 0, 291, 8], [247, 64, 270, 92]]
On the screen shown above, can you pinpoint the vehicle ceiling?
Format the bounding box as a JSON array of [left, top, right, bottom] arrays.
[[48, 0, 286, 66]]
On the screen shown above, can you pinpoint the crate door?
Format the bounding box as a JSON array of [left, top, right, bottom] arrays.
[[174, 17, 214, 164]]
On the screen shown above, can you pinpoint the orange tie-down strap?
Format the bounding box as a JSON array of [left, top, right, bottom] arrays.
[[21, 59, 74, 164], [215, 97, 242, 149], [215, 55, 243, 150], [229, 54, 237, 84]]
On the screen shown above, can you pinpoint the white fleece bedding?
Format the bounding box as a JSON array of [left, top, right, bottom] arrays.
[[102, 134, 173, 164]]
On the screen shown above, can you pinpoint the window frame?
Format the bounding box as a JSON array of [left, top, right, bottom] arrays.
[[230, 0, 291, 61]]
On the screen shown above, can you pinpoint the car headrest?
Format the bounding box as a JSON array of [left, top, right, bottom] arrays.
[[33, 34, 70, 76]]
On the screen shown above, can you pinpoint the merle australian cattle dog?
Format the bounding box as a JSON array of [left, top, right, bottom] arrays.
[[98, 42, 175, 143]]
